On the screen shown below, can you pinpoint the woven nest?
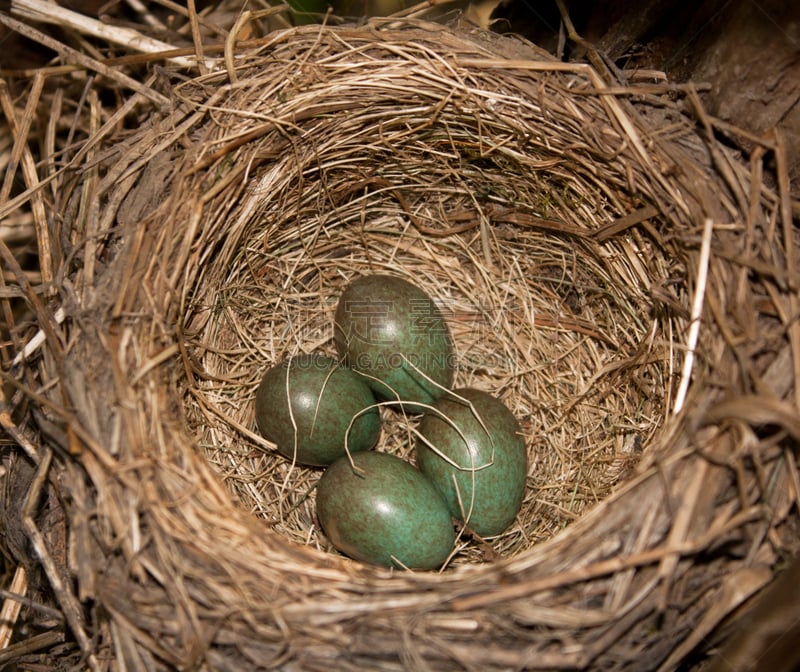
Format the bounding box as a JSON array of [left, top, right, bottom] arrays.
[[3, 18, 800, 671]]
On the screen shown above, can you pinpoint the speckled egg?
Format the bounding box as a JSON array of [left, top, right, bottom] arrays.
[[334, 275, 455, 413], [415, 388, 527, 537], [316, 451, 455, 569], [254, 353, 381, 467]]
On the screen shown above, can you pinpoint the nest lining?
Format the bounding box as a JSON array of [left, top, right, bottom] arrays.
[[2, 16, 799, 672], [176, 28, 679, 564], [187, 217, 670, 561]]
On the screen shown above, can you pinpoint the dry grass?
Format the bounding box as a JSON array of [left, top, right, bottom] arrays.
[[1, 9, 798, 672], [181, 43, 678, 563], [176, 29, 683, 566]]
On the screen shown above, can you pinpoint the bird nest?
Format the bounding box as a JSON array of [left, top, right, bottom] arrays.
[[2, 18, 799, 671]]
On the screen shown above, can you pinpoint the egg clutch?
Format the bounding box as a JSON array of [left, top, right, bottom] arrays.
[[254, 275, 528, 570]]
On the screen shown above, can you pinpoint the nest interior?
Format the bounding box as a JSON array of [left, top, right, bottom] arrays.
[[183, 30, 676, 563], [2, 18, 799, 672]]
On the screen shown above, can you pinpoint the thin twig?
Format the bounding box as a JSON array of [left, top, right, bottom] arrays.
[[673, 217, 714, 414], [22, 450, 100, 671], [0, 13, 170, 107], [11, 0, 209, 69], [0, 565, 27, 649]]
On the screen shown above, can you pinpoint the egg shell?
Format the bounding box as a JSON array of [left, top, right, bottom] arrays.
[[334, 274, 455, 413], [415, 388, 527, 537], [316, 451, 455, 569], [254, 353, 381, 466]]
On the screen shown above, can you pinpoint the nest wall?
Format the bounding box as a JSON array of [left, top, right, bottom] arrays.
[[3, 19, 799, 671]]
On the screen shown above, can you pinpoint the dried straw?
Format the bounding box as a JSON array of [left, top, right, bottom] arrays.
[[1, 15, 799, 672]]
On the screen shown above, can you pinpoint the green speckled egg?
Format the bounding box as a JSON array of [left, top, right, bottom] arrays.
[[254, 354, 381, 467], [334, 275, 454, 413], [316, 451, 455, 569], [415, 388, 527, 537]]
